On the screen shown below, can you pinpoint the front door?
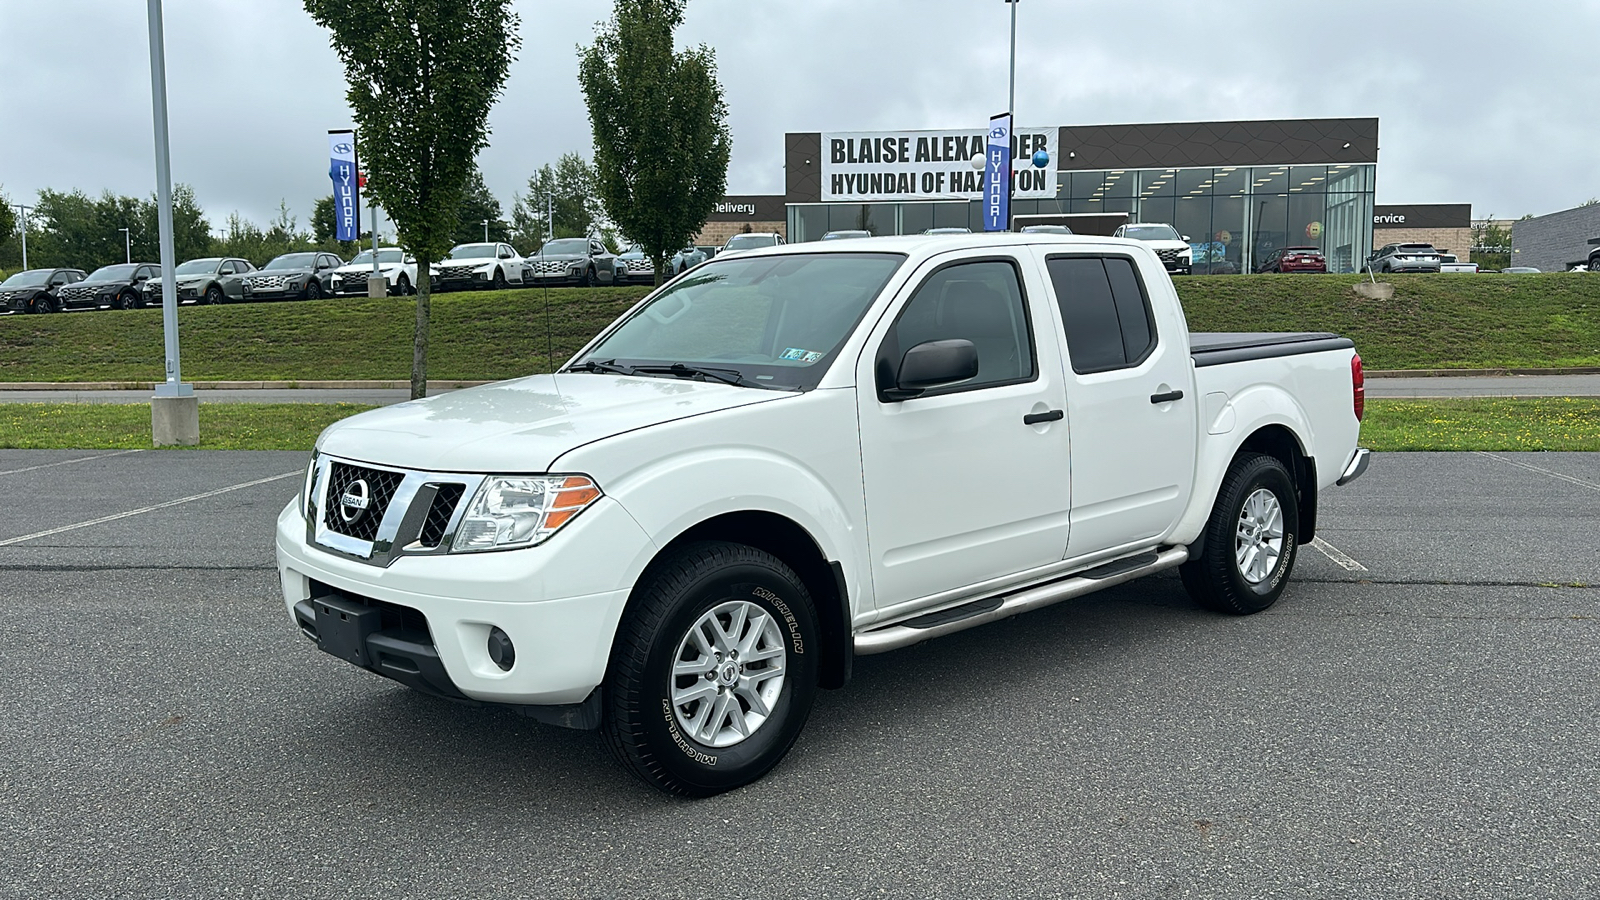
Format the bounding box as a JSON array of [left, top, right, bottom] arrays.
[[856, 253, 1073, 612]]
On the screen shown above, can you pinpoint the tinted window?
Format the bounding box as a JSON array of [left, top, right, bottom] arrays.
[[1046, 256, 1157, 374], [880, 259, 1034, 392]]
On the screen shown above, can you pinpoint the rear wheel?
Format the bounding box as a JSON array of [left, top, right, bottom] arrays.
[[1179, 452, 1300, 615], [603, 541, 819, 797]]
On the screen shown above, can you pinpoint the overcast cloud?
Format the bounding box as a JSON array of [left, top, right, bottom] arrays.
[[2, 0, 1595, 232]]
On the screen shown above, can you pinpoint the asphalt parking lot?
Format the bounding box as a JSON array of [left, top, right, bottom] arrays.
[[1, 450, 1597, 898]]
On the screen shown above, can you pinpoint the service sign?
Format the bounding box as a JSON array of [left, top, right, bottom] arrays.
[[328, 131, 360, 242], [821, 127, 1057, 203]]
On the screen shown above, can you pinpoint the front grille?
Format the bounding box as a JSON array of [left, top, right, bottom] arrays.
[[1155, 247, 1181, 261], [323, 462, 405, 542], [438, 265, 477, 279], [58, 285, 96, 302], [531, 260, 571, 275], [625, 258, 653, 272], [247, 275, 287, 290], [417, 483, 466, 548]]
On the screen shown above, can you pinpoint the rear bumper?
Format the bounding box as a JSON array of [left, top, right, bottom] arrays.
[[1337, 447, 1371, 486]]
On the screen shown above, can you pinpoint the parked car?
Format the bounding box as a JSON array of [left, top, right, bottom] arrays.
[[278, 233, 1369, 797], [1112, 223, 1192, 275], [670, 245, 708, 275], [719, 232, 786, 257], [0, 267, 88, 314], [614, 245, 654, 285], [226, 252, 344, 302], [58, 263, 160, 310], [1500, 266, 1542, 273], [1438, 254, 1479, 274], [1255, 247, 1327, 274], [522, 237, 619, 287], [921, 227, 972, 235], [1587, 245, 1600, 272], [1367, 243, 1441, 274], [821, 230, 872, 240], [433, 242, 526, 292], [330, 248, 418, 296], [1020, 224, 1074, 235], [144, 257, 256, 306]]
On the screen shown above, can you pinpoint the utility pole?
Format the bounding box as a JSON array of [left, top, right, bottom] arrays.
[[14, 204, 31, 270], [1006, 0, 1018, 117], [482, 219, 489, 243], [119, 227, 131, 264], [548, 192, 554, 242], [146, 0, 198, 445]]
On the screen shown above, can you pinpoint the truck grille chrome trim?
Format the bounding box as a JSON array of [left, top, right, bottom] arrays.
[[307, 454, 482, 566]]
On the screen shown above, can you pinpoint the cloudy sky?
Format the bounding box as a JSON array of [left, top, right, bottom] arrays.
[[2, 0, 1594, 231]]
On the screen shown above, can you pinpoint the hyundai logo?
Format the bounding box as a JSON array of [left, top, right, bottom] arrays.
[[333, 142, 353, 155], [989, 126, 1008, 139], [338, 479, 371, 524]]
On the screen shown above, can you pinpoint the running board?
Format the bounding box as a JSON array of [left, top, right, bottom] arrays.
[[853, 546, 1190, 656]]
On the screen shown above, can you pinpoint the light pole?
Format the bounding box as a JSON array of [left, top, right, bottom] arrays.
[[119, 227, 131, 264], [146, 0, 198, 445], [1005, 0, 1018, 117], [482, 219, 489, 243], [14, 204, 31, 270]]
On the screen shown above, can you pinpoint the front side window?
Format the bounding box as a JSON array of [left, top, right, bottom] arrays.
[[1046, 256, 1157, 374], [876, 259, 1035, 395], [575, 252, 904, 391]]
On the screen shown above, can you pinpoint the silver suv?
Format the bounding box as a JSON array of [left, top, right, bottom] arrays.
[[1368, 243, 1441, 274]]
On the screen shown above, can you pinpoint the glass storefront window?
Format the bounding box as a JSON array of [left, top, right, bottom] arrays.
[[900, 203, 933, 236]]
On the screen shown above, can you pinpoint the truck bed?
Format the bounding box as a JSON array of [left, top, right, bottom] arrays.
[[1189, 332, 1355, 368]]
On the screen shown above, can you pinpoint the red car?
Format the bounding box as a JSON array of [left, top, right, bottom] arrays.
[[1256, 247, 1327, 273]]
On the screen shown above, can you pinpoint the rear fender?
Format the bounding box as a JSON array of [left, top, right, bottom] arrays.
[[1170, 383, 1312, 546]]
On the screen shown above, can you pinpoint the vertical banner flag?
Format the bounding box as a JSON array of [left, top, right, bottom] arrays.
[[984, 113, 1012, 232], [328, 130, 360, 242]]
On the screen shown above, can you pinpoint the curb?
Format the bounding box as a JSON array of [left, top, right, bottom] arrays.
[[1366, 367, 1600, 378]]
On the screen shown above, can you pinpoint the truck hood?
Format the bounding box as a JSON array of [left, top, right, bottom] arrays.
[[316, 373, 790, 473]]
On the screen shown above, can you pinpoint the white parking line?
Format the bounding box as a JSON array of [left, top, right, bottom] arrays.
[[0, 449, 144, 477], [1476, 451, 1600, 493], [0, 470, 300, 548], [1311, 536, 1368, 572]]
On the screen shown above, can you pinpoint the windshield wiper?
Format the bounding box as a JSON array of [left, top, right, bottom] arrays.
[[633, 363, 751, 388], [565, 358, 636, 376]]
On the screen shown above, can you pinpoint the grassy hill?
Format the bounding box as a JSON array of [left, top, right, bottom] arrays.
[[0, 274, 1596, 382]]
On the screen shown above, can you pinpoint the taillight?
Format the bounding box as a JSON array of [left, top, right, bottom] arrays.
[[1351, 352, 1365, 422]]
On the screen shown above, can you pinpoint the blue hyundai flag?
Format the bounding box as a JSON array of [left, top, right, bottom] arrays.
[[328, 131, 360, 241], [983, 113, 1011, 232]]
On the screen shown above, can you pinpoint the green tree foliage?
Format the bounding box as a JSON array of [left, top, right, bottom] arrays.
[[0, 188, 16, 275], [6, 186, 210, 272], [579, 0, 729, 286], [214, 201, 319, 267], [311, 194, 364, 257], [451, 166, 513, 248], [304, 0, 520, 399], [512, 153, 602, 251]]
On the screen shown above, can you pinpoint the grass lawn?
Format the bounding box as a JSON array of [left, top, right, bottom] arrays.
[[0, 398, 1596, 452], [0, 273, 1596, 383]]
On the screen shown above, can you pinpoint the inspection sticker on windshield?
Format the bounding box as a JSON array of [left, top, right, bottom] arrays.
[[780, 348, 825, 363]]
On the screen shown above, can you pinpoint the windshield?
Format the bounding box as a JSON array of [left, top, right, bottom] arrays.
[[575, 252, 904, 391], [822, 231, 869, 240], [448, 244, 496, 260], [1, 270, 50, 288], [1122, 225, 1181, 241], [87, 264, 139, 281], [350, 249, 405, 266], [542, 239, 588, 256], [265, 253, 317, 270], [723, 234, 778, 252], [175, 259, 220, 276]]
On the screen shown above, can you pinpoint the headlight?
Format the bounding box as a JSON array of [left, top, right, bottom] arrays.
[[451, 475, 602, 552]]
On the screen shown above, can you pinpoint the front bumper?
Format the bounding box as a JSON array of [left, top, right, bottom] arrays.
[[527, 269, 587, 285], [275, 494, 652, 707]]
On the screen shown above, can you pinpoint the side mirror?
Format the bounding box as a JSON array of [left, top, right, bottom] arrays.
[[1182, 235, 1191, 241], [135, 274, 148, 282], [882, 339, 979, 401]]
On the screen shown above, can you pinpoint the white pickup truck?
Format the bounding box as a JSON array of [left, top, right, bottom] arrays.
[[276, 234, 1370, 796]]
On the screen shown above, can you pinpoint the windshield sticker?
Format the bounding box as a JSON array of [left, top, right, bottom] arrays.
[[780, 348, 825, 363]]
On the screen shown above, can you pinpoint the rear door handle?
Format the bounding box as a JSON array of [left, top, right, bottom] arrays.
[[1150, 390, 1184, 404], [1023, 409, 1064, 425]]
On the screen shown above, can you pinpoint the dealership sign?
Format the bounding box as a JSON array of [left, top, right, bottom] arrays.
[[821, 126, 1056, 202], [328, 130, 360, 242]]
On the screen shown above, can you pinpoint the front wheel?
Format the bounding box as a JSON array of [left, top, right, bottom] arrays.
[[203, 285, 225, 306], [115, 289, 137, 310], [393, 274, 412, 296], [304, 279, 323, 301], [1179, 452, 1300, 615], [582, 266, 597, 288], [603, 541, 819, 797], [491, 268, 507, 291]]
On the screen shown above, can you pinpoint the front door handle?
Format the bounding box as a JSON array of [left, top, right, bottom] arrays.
[[1150, 390, 1184, 404], [1023, 409, 1064, 425]]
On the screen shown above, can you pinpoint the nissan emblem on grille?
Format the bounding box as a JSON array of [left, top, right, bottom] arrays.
[[339, 479, 371, 524]]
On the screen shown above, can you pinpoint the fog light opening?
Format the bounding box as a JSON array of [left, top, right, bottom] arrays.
[[487, 627, 515, 671]]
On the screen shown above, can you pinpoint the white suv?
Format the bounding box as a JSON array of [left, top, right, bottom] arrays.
[[1112, 223, 1192, 275]]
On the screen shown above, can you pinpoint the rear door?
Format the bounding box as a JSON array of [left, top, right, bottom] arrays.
[[855, 250, 1072, 610], [1035, 246, 1196, 559]]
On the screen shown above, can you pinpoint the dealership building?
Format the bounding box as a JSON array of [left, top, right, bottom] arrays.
[[701, 116, 1478, 274]]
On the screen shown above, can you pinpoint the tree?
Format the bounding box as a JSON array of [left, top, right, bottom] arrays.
[[579, 0, 729, 286], [0, 188, 16, 274], [304, 0, 520, 400], [512, 152, 602, 251], [312, 195, 363, 256], [451, 165, 512, 248], [16, 186, 209, 271]]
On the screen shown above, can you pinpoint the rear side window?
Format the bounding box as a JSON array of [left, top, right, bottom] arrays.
[[1046, 256, 1158, 374], [878, 259, 1035, 393]]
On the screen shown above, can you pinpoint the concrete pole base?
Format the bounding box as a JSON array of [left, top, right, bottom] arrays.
[[367, 276, 388, 298], [152, 395, 200, 446], [1353, 281, 1394, 300]]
